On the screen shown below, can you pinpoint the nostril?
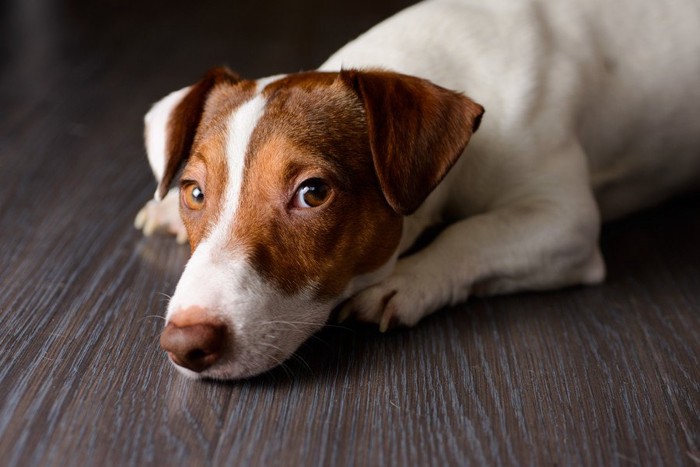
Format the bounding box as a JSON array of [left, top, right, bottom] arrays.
[[160, 321, 227, 373], [187, 348, 206, 361]]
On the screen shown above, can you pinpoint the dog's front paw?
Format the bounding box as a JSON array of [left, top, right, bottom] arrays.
[[134, 189, 188, 244], [339, 269, 454, 332]]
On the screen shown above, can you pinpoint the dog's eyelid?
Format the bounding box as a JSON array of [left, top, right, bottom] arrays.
[[180, 178, 205, 191], [290, 177, 332, 210]]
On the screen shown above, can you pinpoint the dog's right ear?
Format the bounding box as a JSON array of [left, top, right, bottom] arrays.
[[144, 67, 241, 200], [340, 69, 484, 215]]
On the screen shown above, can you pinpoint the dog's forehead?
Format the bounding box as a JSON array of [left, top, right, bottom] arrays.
[[261, 72, 362, 124], [190, 72, 368, 197], [255, 73, 367, 166], [182, 72, 397, 299], [188, 74, 346, 243], [194, 72, 361, 157]]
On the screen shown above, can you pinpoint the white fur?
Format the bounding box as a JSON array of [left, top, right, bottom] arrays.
[[321, 0, 700, 221], [212, 94, 267, 242], [144, 87, 190, 200], [255, 74, 286, 92], [322, 0, 700, 327], [140, 0, 700, 379], [164, 93, 272, 377], [165, 240, 328, 379]]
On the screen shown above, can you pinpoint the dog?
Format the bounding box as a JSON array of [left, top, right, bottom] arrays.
[[135, 0, 700, 379]]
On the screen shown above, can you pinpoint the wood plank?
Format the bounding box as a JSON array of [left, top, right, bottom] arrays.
[[0, 0, 698, 465]]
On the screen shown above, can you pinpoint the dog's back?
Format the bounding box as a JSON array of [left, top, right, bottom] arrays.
[[322, 0, 700, 220]]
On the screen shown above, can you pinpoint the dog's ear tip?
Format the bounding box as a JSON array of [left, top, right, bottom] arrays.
[[471, 104, 485, 132], [208, 65, 242, 81], [390, 202, 419, 217], [154, 187, 164, 202]]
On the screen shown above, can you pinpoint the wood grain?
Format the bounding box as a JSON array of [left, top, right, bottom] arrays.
[[1, 1, 698, 465]]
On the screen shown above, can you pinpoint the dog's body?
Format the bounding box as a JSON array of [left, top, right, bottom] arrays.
[[136, 0, 700, 379]]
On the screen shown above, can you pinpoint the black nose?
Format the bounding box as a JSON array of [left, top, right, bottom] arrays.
[[160, 321, 227, 373]]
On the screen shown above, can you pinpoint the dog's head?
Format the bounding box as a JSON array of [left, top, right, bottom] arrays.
[[145, 67, 483, 379]]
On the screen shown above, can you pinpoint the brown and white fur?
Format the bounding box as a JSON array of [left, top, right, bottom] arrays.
[[136, 0, 700, 379]]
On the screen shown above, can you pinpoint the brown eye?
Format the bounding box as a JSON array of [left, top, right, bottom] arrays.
[[182, 182, 205, 211], [294, 178, 331, 208]]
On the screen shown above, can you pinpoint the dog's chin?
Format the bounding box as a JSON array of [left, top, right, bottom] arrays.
[[168, 361, 274, 381], [167, 351, 295, 381]]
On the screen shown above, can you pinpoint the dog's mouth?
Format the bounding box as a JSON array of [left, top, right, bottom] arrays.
[[160, 305, 331, 380]]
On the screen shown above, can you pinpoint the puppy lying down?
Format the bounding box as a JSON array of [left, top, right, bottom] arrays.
[[135, 0, 700, 379]]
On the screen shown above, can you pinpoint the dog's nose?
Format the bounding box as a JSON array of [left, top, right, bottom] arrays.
[[160, 320, 227, 373]]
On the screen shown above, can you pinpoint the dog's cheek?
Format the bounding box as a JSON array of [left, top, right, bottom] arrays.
[[179, 210, 203, 252], [350, 188, 402, 263], [179, 196, 225, 253], [310, 195, 402, 300]]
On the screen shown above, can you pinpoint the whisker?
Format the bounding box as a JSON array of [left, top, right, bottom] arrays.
[[257, 320, 317, 328], [256, 342, 313, 378], [246, 346, 295, 381], [322, 323, 353, 330], [156, 292, 172, 306], [290, 353, 313, 373], [279, 362, 294, 380], [256, 341, 285, 353], [139, 314, 167, 323], [258, 319, 351, 332]]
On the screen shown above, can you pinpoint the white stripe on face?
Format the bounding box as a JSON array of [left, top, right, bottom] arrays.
[[209, 94, 267, 245], [254, 74, 286, 93]]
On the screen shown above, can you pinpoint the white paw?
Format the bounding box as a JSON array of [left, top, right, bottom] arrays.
[[338, 267, 453, 332], [134, 189, 188, 244]]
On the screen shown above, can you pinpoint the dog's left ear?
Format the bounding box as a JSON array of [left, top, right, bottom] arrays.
[[144, 67, 241, 200], [341, 69, 484, 215]]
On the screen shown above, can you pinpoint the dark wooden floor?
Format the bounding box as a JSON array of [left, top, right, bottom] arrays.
[[1, 0, 699, 465]]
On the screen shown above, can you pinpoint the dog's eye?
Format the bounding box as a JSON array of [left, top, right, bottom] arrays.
[[182, 182, 205, 211], [294, 178, 331, 209]]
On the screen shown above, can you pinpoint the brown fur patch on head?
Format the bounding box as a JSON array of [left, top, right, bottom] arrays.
[[176, 69, 481, 301], [341, 69, 484, 215], [232, 72, 403, 299], [179, 80, 256, 250], [158, 67, 241, 199]]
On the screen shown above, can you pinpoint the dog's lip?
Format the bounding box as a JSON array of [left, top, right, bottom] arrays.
[[166, 350, 225, 376], [162, 320, 320, 379], [166, 351, 183, 367]]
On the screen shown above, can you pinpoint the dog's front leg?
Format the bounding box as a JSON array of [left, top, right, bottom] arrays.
[[134, 188, 187, 243], [342, 192, 606, 331]]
